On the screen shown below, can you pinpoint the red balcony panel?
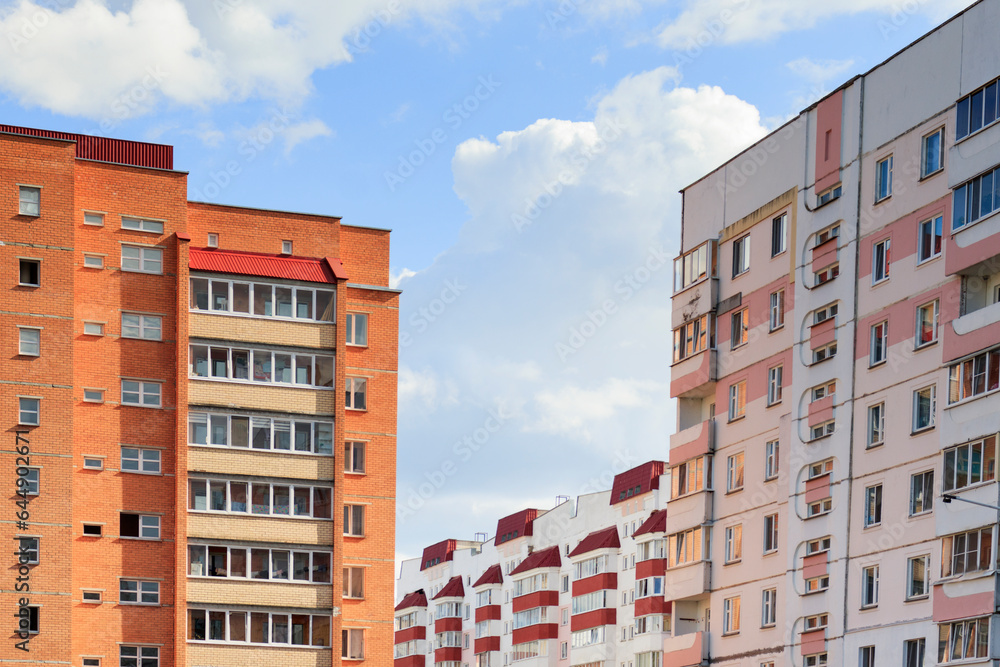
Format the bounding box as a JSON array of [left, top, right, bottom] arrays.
[[635, 596, 671, 617], [512, 590, 559, 613], [636, 559, 667, 579], [944, 318, 1000, 364], [814, 90, 843, 192], [512, 623, 558, 644], [572, 573, 617, 596], [932, 585, 995, 623], [804, 477, 831, 505], [663, 631, 705, 667], [570, 609, 616, 632], [809, 317, 836, 349], [395, 626, 426, 644], [435, 617, 462, 634], [475, 637, 501, 654], [476, 605, 501, 622], [395, 655, 425, 667], [811, 237, 839, 272], [800, 630, 826, 657], [802, 553, 828, 580], [807, 396, 834, 427], [669, 420, 714, 465], [669, 350, 715, 399], [435, 647, 462, 663], [945, 207, 1000, 277]]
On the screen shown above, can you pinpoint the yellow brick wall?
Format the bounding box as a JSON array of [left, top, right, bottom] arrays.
[[188, 380, 336, 415], [190, 311, 336, 349], [188, 447, 334, 481], [188, 514, 334, 544], [187, 578, 333, 608], [187, 644, 333, 667]]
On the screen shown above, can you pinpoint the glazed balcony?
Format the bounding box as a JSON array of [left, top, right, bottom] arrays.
[[946, 299, 1000, 363], [665, 490, 712, 533], [669, 419, 714, 464], [664, 561, 710, 602], [663, 631, 708, 667], [670, 350, 717, 399]]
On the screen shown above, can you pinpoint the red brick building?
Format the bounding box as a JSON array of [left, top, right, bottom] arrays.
[[1, 125, 397, 666]]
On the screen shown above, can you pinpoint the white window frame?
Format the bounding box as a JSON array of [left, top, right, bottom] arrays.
[[869, 321, 888, 366], [732, 235, 750, 277], [343, 566, 365, 599], [207, 233, 219, 248], [121, 446, 161, 474], [763, 513, 778, 554], [728, 380, 746, 421], [906, 554, 929, 600], [861, 565, 879, 608], [915, 300, 939, 348], [909, 470, 934, 516], [83, 253, 104, 269], [345, 441, 366, 473], [121, 380, 162, 408], [760, 588, 776, 627], [731, 307, 749, 348], [119, 579, 160, 605], [344, 504, 365, 536], [769, 289, 784, 331], [18, 327, 40, 356], [912, 385, 936, 432], [722, 596, 741, 634], [346, 377, 368, 410], [18, 185, 40, 216], [917, 214, 943, 263], [120, 513, 161, 540], [724, 524, 742, 563], [726, 452, 744, 492], [83, 322, 104, 336], [872, 238, 890, 284], [83, 211, 105, 226], [122, 313, 162, 341], [120, 646, 159, 666], [864, 484, 882, 527], [942, 436, 997, 492], [771, 214, 787, 257], [807, 498, 832, 518], [121, 216, 164, 234], [346, 312, 369, 346], [764, 440, 779, 481], [921, 127, 944, 178], [19, 258, 40, 287], [767, 366, 782, 406], [867, 402, 885, 448], [19, 396, 40, 426], [121, 244, 163, 274], [282, 240, 294, 255], [875, 155, 893, 202]]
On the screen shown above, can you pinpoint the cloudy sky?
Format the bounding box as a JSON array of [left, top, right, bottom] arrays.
[[0, 0, 974, 567]]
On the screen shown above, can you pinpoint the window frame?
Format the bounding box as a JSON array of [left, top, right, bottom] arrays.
[[860, 565, 879, 609], [726, 452, 744, 493], [760, 588, 776, 627], [872, 238, 890, 284], [875, 155, 893, 202], [869, 320, 888, 367], [728, 380, 747, 422], [764, 440, 779, 481], [187, 477, 334, 520], [730, 307, 749, 349], [189, 277, 336, 323], [83, 253, 105, 269], [188, 411, 334, 456], [909, 470, 934, 516], [346, 376, 368, 411], [915, 300, 939, 348], [121, 313, 163, 341], [917, 214, 943, 263], [724, 524, 742, 564], [767, 365, 783, 406], [18, 327, 40, 356], [120, 244, 163, 275], [732, 235, 750, 278], [18, 536, 39, 564], [769, 289, 784, 332], [344, 504, 365, 536], [912, 385, 936, 433], [346, 312, 369, 346], [921, 128, 944, 178], [120, 513, 161, 540], [187, 543, 333, 583], [770, 214, 787, 257], [18, 396, 40, 426], [867, 402, 885, 448], [119, 579, 160, 605], [344, 441, 366, 474], [121, 380, 162, 408], [722, 596, 741, 635], [762, 513, 778, 554], [18, 258, 41, 287], [906, 554, 930, 600], [942, 436, 997, 492], [863, 484, 883, 528], [188, 344, 335, 389], [121, 216, 164, 234], [18, 185, 40, 216], [121, 446, 162, 475]]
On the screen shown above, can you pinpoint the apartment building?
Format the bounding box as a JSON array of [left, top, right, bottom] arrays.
[[394, 461, 673, 667], [1, 125, 397, 665], [668, 1, 1000, 665]]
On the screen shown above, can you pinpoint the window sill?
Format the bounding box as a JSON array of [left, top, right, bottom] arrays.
[[913, 339, 938, 351], [908, 509, 932, 519], [766, 400, 782, 409], [346, 343, 369, 348], [760, 623, 776, 629], [118, 536, 162, 542], [17, 283, 41, 288], [904, 594, 929, 603], [120, 404, 163, 410], [868, 359, 887, 369], [910, 425, 935, 436], [862, 522, 881, 530], [764, 475, 778, 483], [859, 604, 878, 611], [918, 168, 944, 182], [728, 415, 746, 424], [874, 194, 892, 205], [871, 277, 890, 288], [866, 441, 884, 450], [345, 471, 367, 476], [725, 488, 744, 495], [916, 253, 942, 267], [762, 549, 778, 557]]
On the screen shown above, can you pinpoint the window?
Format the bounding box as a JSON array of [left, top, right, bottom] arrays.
[[867, 403, 885, 447], [19, 397, 39, 425], [188, 412, 334, 455], [811, 420, 835, 441], [804, 654, 828, 667], [344, 504, 365, 536], [83, 524, 102, 537], [941, 526, 993, 577], [861, 565, 879, 607], [345, 441, 366, 473], [953, 164, 1000, 231], [18, 328, 40, 356], [915, 300, 938, 347], [812, 381, 836, 402], [938, 617, 989, 662], [763, 514, 778, 554], [864, 485, 882, 527], [808, 459, 833, 480], [121, 645, 160, 665], [667, 526, 705, 568], [84, 322, 104, 336], [561, 642, 568, 659], [121, 447, 161, 474], [804, 614, 828, 631], [957, 77, 1000, 140], [732, 235, 750, 277], [942, 436, 997, 491], [859, 646, 875, 667], [121, 380, 161, 408], [872, 238, 890, 284], [806, 537, 831, 556], [728, 380, 746, 421], [760, 588, 776, 627], [948, 346, 1000, 402], [82, 590, 102, 603], [346, 377, 367, 410], [207, 233, 219, 248], [869, 321, 888, 366], [574, 554, 613, 580], [83, 254, 104, 268], [670, 456, 710, 498], [904, 639, 925, 667], [769, 290, 784, 331], [343, 567, 364, 598], [19, 185, 40, 216], [282, 240, 293, 255], [814, 264, 839, 286], [727, 453, 744, 492], [920, 128, 943, 177], [764, 440, 779, 481], [190, 278, 335, 322], [188, 478, 333, 519], [906, 555, 929, 599], [121, 245, 163, 274], [84, 211, 104, 226], [121, 217, 164, 234], [730, 307, 749, 348], [122, 314, 162, 340], [770, 213, 787, 257], [910, 470, 934, 516], [189, 345, 335, 388], [346, 313, 368, 346], [673, 314, 713, 362], [120, 579, 159, 605], [674, 242, 712, 292], [807, 498, 832, 518], [120, 513, 160, 540], [722, 596, 740, 634], [875, 155, 892, 201], [767, 366, 782, 405], [188, 544, 332, 583], [189, 610, 331, 645], [19, 536, 39, 564], [724, 525, 742, 563], [817, 183, 841, 206], [813, 302, 838, 325], [83, 457, 104, 470], [918, 215, 943, 262], [912, 385, 935, 432], [19, 259, 40, 286], [815, 225, 840, 247], [20, 467, 39, 495], [812, 341, 837, 364]]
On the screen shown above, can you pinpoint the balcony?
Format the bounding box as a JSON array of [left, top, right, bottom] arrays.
[[666, 491, 712, 532], [664, 561, 710, 602], [670, 350, 716, 399], [946, 300, 1000, 363], [669, 420, 714, 464], [571, 642, 616, 666], [632, 629, 668, 656], [807, 396, 834, 428], [810, 237, 838, 274], [933, 576, 997, 623], [663, 631, 707, 667]]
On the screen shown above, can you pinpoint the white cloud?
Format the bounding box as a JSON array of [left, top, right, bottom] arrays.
[[527, 379, 667, 441], [281, 119, 333, 156], [387, 102, 412, 124], [591, 47, 609, 66], [786, 57, 855, 85], [390, 267, 418, 288]]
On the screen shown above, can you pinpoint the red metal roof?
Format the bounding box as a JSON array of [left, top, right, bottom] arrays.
[[433, 576, 466, 600], [0, 124, 173, 170], [510, 546, 561, 576], [610, 461, 666, 506], [633, 509, 667, 538], [189, 248, 344, 284], [396, 590, 428, 611], [494, 509, 539, 546], [421, 539, 457, 571], [569, 526, 621, 557], [473, 564, 503, 588]]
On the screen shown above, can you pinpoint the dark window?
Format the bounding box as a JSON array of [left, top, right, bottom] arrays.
[[120, 513, 139, 537], [83, 524, 102, 537], [19, 259, 39, 286]]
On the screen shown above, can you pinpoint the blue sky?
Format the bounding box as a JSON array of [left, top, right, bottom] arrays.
[[0, 0, 974, 566]]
